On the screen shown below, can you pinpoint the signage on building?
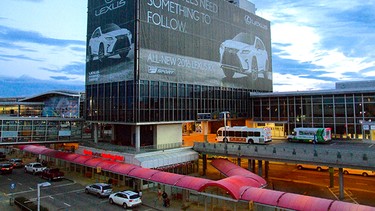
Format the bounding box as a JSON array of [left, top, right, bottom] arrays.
[[86, 0, 272, 91], [83, 149, 124, 161]]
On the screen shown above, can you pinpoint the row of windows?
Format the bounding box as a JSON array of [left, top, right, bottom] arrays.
[[254, 94, 375, 121], [253, 93, 375, 137], [86, 80, 252, 122], [218, 131, 261, 137]]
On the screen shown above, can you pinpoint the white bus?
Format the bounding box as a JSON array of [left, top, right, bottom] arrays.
[[216, 126, 272, 144], [287, 128, 332, 143]]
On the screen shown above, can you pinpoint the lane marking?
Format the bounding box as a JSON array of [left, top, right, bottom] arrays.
[[63, 202, 71, 207]]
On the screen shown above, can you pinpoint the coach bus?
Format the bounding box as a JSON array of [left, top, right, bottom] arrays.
[[216, 126, 272, 144], [287, 128, 332, 143]]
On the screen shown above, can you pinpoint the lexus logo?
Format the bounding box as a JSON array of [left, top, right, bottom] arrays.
[[105, 0, 113, 3]]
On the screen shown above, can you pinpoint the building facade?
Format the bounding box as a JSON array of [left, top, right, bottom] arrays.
[[0, 90, 84, 143], [250, 87, 375, 140], [85, 0, 272, 149]]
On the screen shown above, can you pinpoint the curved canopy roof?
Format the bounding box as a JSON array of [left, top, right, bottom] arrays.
[[20, 145, 375, 211], [211, 158, 267, 187]]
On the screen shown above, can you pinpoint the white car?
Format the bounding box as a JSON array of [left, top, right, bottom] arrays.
[[343, 168, 375, 177], [24, 162, 46, 175], [220, 32, 270, 80], [87, 23, 132, 62], [297, 164, 329, 172], [109, 190, 142, 209]]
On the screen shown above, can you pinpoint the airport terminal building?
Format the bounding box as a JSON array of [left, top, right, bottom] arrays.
[[2, 0, 375, 150], [84, 0, 272, 150]]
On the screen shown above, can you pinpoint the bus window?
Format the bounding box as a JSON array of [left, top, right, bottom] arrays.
[[254, 132, 260, 137]]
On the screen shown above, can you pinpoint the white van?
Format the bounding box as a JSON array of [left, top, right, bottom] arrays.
[[343, 168, 375, 177], [296, 164, 329, 172]]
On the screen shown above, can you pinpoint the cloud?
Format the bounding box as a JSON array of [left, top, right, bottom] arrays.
[[0, 25, 85, 47], [41, 62, 85, 75], [0, 75, 84, 97], [253, 0, 375, 91], [0, 54, 42, 62], [15, 0, 43, 2], [50, 76, 74, 81]]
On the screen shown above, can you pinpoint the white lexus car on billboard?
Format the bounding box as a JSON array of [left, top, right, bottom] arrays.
[[219, 33, 270, 80], [87, 23, 132, 62]]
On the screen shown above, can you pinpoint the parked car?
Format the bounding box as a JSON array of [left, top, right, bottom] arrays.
[[0, 162, 13, 174], [85, 183, 113, 198], [87, 23, 132, 62], [109, 190, 142, 209], [343, 168, 375, 177], [40, 168, 64, 181], [24, 162, 47, 175], [219, 32, 270, 80], [0, 152, 6, 159], [296, 164, 329, 171], [9, 158, 24, 168]]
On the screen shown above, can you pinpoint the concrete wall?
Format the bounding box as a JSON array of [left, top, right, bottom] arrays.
[[156, 124, 182, 145]]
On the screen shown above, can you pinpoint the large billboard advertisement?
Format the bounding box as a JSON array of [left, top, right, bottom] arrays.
[[86, 0, 136, 85], [139, 0, 272, 91]]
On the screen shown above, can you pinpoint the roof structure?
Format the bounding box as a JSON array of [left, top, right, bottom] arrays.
[[19, 145, 375, 210]]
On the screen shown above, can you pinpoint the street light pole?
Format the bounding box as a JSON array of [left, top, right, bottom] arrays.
[[221, 111, 230, 154], [37, 182, 51, 211]]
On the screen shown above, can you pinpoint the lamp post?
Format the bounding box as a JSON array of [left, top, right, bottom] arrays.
[[220, 111, 230, 154], [37, 182, 51, 211]]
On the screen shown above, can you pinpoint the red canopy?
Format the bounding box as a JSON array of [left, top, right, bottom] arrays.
[[54, 152, 81, 161], [150, 171, 185, 186], [96, 160, 121, 171], [330, 201, 375, 211], [128, 168, 159, 179], [174, 176, 211, 191], [109, 163, 140, 175], [278, 193, 333, 211], [241, 187, 285, 206], [84, 157, 108, 168], [23, 145, 50, 154], [211, 158, 267, 187], [71, 155, 92, 165]]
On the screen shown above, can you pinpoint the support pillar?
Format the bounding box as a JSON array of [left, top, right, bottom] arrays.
[[135, 126, 140, 152], [265, 161, 269, 179], [338, 167, 344, 200], [202, 121, 209, 142], [258, 160, 263, 177], [93, 123, 98, 144], [202, 154, 207, 176], [329, 167, 334, 188], [248, 159, 255, 173], [237, 158, 241, 166]]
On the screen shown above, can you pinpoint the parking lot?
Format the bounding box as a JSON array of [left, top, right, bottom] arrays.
[[0, 167, 154, 211]]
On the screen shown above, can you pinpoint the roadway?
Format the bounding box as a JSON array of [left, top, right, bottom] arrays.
[[183, 132, 375, 207]]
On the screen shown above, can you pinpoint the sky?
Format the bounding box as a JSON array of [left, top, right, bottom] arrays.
[[0, 0, 374, 97]]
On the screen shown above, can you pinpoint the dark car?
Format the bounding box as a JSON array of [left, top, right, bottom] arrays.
[[9, 158, 24, 168], [40, 168, 65, 181], [0, 162, 13, 174]]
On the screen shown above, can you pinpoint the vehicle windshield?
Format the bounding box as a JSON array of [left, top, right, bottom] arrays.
[[102, 23, 121, 34], [34, 164, 42, 168], [232, 33, 254, 45]]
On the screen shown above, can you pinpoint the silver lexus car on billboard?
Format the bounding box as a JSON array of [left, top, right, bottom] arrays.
[[87, 23, 132, 62], [219, 32, 270, 80]]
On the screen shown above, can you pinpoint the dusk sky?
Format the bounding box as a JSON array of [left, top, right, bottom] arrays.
[[0, 0, 374, 97]]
